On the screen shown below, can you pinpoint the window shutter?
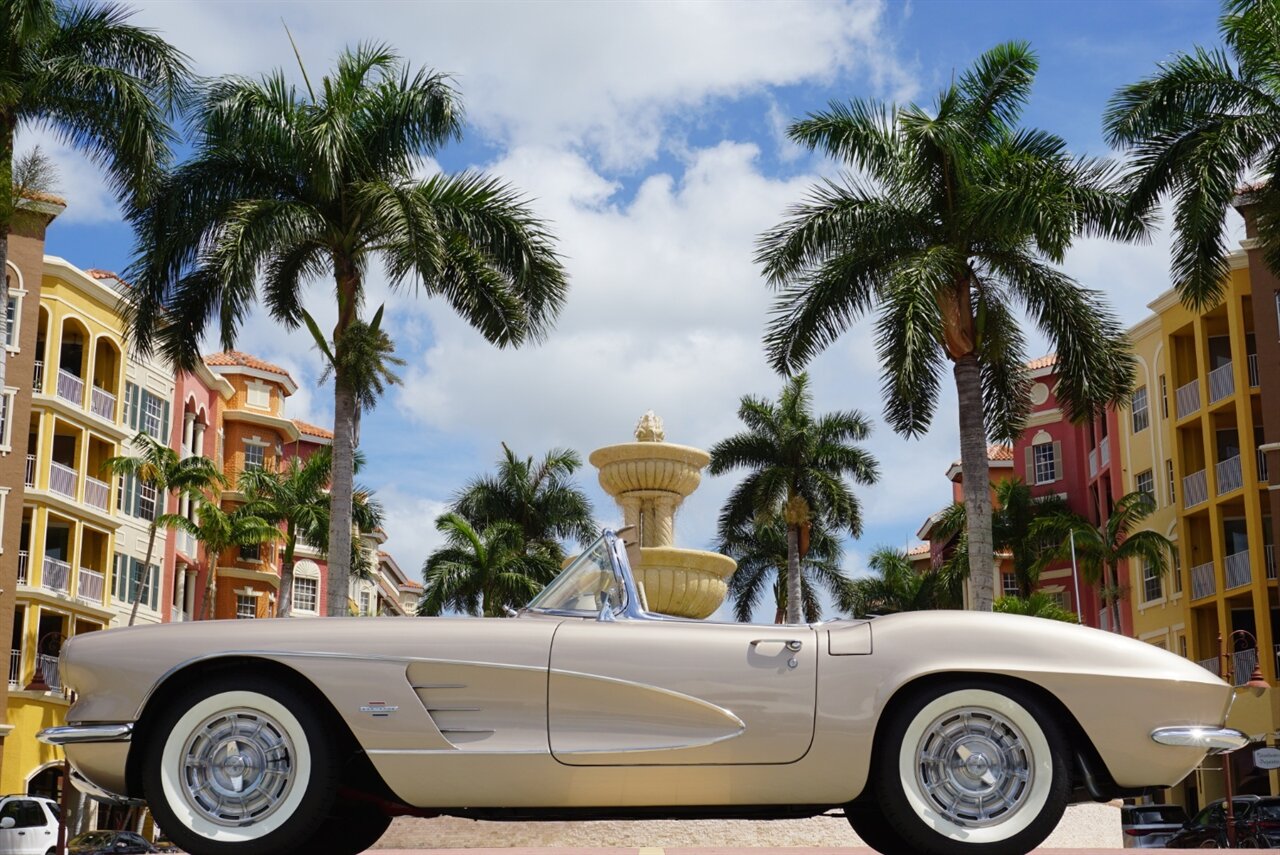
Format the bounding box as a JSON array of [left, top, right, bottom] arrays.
[[128, 384, 140, 431], [1052, 441, 1063, 481], [1024, 447, 1033, 479], [161, 400, 171, 442]]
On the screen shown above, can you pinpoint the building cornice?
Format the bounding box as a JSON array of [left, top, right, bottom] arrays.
[[215, 565, 281, 590], [208, 364, 298, 395], [221, 408, 302, 441], [43, 256, 128, 314], [193, 361, 235, 399]]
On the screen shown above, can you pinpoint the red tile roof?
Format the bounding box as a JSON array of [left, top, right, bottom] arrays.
[[987, 444, 1014, 462], [19, 189, 66, 206], [1027, 354, 1058, 370], [906, 543, 931, 557], [205, 350, 296, 384], [292, 419, 333, 439]]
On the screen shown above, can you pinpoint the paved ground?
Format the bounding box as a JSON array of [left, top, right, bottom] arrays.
[[364, 850, 1270, 854]]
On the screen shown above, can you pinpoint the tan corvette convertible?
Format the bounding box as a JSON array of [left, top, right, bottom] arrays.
[[41, 530, 1241, 855]]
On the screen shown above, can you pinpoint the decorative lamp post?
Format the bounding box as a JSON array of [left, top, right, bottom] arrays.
[[1218, 629, 1271, 848]]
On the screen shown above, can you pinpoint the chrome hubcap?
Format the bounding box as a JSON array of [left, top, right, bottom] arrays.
[[914, 706, 1032, 828], [180, 709, 296, 826]]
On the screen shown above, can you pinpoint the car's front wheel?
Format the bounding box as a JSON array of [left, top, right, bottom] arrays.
[[142, 674, 340, 855], [872, 681, 1071, 855]]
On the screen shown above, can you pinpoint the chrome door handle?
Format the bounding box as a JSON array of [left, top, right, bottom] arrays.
[[751, 639, 803, 652]]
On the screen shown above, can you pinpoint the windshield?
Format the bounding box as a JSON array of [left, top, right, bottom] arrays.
[[526, 536, 623, 615]]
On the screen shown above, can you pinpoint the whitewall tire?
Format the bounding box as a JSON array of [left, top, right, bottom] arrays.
[[142, 674, 340, 855], [873, 682, 1071, 855]]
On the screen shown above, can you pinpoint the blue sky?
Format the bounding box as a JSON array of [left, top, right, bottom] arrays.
[[26, 0, 1229, 616]]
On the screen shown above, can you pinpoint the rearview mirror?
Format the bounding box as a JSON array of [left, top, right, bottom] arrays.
[[0, 817, 14, 829], [597, 590, 616, 622]]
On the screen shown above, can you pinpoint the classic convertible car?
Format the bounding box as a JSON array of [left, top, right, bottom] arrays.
[[41, 531, 1243, 855]]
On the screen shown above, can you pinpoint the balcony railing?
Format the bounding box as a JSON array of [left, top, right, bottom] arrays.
[[1176, 379, 1201, 419], [1198, 655, 1219, 675], [1088, 448, 1099, 478], [1209, 362, 1235, 404], [24, 454, 34, 487], [1226, 550, 1252, 589], [75, 567, 104, 605], [16, 550, 27, 585], [1100, 441, 1110, 467], [1269, 544, 1277, 580], [1183, 469, 1209, 508], [1191, 560, 1216, 599], [1216, 454, 1244, 495], [176, 529, 197, 559], [32, 360, 43, 392], [90, 386, 115, 420], [83, 475, 109, 511], [1251, 352, 1261, 388], [8, 649, 19, 689], [41, 556, 70, 595], [37, 654, 60, 691], [48, 461, 76, 498], [1262, 448, 1271, 484], [56, 368, 83, 406], [1232, 648, 1260, 686]]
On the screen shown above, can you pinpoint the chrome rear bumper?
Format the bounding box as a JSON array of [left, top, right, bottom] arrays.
[[1151, 726, 1248, 754], [37, 723, 132, 746]]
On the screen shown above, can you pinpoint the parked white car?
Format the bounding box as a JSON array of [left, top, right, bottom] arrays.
[[0, 795, 59, 855]]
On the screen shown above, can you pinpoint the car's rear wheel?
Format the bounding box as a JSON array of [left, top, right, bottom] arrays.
[[141, 674, 340, 855], [297, 802, 393, 854], [872, 682, 1071, 855]]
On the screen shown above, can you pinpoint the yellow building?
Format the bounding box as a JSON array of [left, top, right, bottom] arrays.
[[1121, 249, 1277, 805]]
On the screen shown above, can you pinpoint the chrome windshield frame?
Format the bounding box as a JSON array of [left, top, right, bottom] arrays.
[[524, 529, 665, 621]]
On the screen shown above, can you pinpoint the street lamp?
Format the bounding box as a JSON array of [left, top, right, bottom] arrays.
[[1218, 629, 1271, 847]]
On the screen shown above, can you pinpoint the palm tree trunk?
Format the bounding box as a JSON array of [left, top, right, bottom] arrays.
[[1109, 561, 1123, 633], [785, 524, 803, 624], [277, 527, 295, 618], [325, 372, 356, 616], [954, 355, 995, 611], [128, 525, 158, 626]]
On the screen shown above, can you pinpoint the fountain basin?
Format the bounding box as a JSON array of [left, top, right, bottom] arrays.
[[635, 547, 736, 619], [589, 443, 710, 498]]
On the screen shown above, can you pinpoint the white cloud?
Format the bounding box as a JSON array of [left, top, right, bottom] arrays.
[[14, 130, 117, 224], [377, 489, 452, 576]]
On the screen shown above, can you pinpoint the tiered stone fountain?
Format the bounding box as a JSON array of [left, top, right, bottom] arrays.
[[589, 412, 736, 619]]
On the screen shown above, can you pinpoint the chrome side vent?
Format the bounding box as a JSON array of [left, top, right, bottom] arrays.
[[412, 682, 494, 745]]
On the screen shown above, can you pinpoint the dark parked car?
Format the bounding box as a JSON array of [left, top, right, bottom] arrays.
[[1122, 803, 1189, 848], [1167, 795, 1280, 848], [67, 831, 157, 855]]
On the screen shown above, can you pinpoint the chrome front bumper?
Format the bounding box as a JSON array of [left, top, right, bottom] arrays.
[[1151, 726, 1248, 754], [37, 723, 133, 746]]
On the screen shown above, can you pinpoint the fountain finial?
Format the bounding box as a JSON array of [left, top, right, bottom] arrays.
[[634, 410, 665, 443]]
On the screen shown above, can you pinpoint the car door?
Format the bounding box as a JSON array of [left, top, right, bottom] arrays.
[[548, 618, 817, 765], [0, 799, 51, 855]]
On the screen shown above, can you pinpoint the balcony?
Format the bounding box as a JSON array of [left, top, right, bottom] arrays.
[[7, 649, 19, 689], [1225, 550, 1252, 589], [48, 461, 76, 499], [90, 386, 115, 421], [56, 368, 83, 406], [1198, 655, 1219, 675], [1216, 455, 1243, 495], [1231, 648, 1260, 686], [75, 567, 104, 605], [1191, 560, 1216, 599], [16, 550, 27, 585], [83, 474, 110, 511], [1176, 379, 1201, 419], [41, 556, 70, 595], [1262, 448, 1271, 484], [1269, 544, 1277, 580], [32, 360, 43, 392], [1208, 362, 1235, 404], [1251, 352, 1261, 388], [1088, 448, 1098, 478], [1183, 469, 1209, 508], [24, 454, 34, 488], [176, 529, 198, 559], [37, 654, 60, 691]]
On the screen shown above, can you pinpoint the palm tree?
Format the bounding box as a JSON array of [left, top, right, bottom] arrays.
[[126, 44, 568, 617], [994, 591, 1078, 623], [1105, 0, 1280, 309], [933, 477, 1071, 598], [719, 517, 850, 623], [0, 0, 187, 392], [417, 513, 559, 617], [238, 451, 330, 617], [843, 547, 959, 616], [709, 373, 879, 624], [453, 444, 596, 563], [756, 42, 1139, 611], [1034, 490, 1174, 632], [102, 432, 222, 625], [172, 501, 280, 621]]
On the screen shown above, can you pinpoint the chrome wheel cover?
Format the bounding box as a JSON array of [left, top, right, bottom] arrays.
[[913, 705, 1033, 828], [179, 708, 297, 827]]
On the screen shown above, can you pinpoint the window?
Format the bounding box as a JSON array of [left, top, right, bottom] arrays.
[[137, 482, 157, 521], [3, 295, 16, 348], [0, 799, 44, 829], [293, 576, 317, 612], [1046, 589, 1068, 610], [1166, 459, 1176, 505], [1172, 547, 1183, 594], [239, 542, 261, 562], [1178, 633, 1188, 657], [1131, 386, 1150, 433], [1136, 469, 1154, 498], [244, 443, 264, 470], [0, 388, 13, 451], [1033, 443, 1056, 485], [112, 555, 159, 609], [1001, 573, 1019, 597], [142, 393, 163, 438], [1159, 375, 1168, 419], [236, 594, 257, 619], [1143, 559, 1163, 603], [246, 381, 270, 410], [359, 590, 371, 616]]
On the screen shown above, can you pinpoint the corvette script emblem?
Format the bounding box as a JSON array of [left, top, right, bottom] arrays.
[[360, 703, 399, 717]]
